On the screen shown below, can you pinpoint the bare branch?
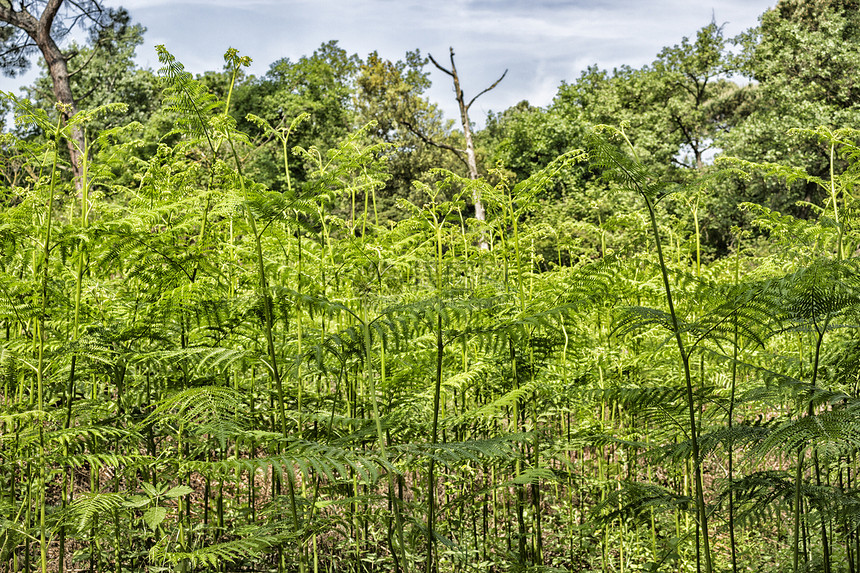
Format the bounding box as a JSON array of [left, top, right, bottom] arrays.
[[427, 52, 454, 78], [671, 156, 694, 169], [466, 69, 507, 111], [398, 117, 470, 170]]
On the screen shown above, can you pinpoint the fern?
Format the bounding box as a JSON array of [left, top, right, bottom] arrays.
[[144, 385, 244, 448], [590, 480, 690, 526], [156, 45, 221, 154], [65, 492, 126, 533]]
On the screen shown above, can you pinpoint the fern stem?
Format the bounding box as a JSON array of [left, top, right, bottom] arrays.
[[642, 193, 712, 573], [793, 447, 804, 573], [35, 114, 63, 573], [361, 305, 408, 573], [426, 207, 445, 573], [828, 139, 844, 261], [728, 266, 739, 573]]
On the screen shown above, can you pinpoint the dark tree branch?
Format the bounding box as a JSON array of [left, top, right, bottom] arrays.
[[0, 2, 37, 33], [64, 1, 106, 36], [466, 68, 507, 111], [427, 52, 453, 78], [398, 116, 470, 170], [68, 42, 97, 76], [0, 41, 35, 58], [41, 0, 64, 33], [671, 156, 693, 169], [75, 78, 97, 101]]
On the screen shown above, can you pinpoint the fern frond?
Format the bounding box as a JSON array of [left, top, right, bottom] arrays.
[[181, 439, 389, 484], [591, 480, 690, 526], [391, 434, 528, 466], [755, 409, 860, 457], [156, 45, 221, 153], [150, 533, 278, 569], [586, 129, 676, 203], [144, 385, 244, 448], [719, 470, 794, 529], [65, 492, 126, 533]]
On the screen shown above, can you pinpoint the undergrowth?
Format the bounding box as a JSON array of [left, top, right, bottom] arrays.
[[1, 49, 860, 573]]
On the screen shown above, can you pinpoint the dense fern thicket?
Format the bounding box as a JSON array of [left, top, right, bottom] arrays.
[[2, 47, 860, 573]]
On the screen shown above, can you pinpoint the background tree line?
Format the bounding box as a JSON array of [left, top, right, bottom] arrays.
[[3, 0, 859, 261]]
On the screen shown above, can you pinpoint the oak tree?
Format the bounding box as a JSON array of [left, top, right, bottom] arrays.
[[713, 0, 860, 236], [355, 49, 462, 221]]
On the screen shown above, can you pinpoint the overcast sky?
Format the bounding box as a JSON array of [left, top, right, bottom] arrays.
[[3, 0, 776, 126]]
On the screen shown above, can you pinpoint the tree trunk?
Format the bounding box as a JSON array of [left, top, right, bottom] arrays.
[[429, 48, 506, 249], [447, 52, 482, 204], [0, 0, 86, 191], [40, 32, 85, 190]]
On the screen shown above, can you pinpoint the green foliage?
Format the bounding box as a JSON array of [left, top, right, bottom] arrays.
[[4, 7, 860, 573], [18, 14, 159, 135], [354, 49, 463, 222], [721, 0, 860, 222]]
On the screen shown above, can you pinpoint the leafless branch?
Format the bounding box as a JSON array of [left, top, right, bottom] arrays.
[[466, 69, 507, 111], [398, 117, 470, 170], [427, 52, 453, 78]]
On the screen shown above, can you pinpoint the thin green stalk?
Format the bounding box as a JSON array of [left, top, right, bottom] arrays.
[[426, 208, 445, 573], [828, 138, 844, 261], [227, 127, 305, 571], [361, 306, 408, 573], [793, 447, 804, 573], [648, 194, 712, 573], [794, 316, 829, 573], [728, 250, 740, 573], [60, 123, 91, 573], [35, 113, 63, 573], [613, 127, 712, 573]]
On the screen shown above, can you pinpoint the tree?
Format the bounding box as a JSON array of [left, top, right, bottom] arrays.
[[238, 41, 360, 191], [482, 100, 586, 190], [721, 0, 860, 214], [355, 49, 432, 143], [548, 24, 747, 255], [652, 22, 739, 170], [553, 23, 740, 177], [428, 47, 506, 230], [553, 65, 666, 170], [0, 0, 126, 185], [21, 15, 159, 136], [354, 49, 462, 222]]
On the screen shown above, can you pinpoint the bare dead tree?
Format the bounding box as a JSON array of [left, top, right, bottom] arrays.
[[428, 47, 506, 246]]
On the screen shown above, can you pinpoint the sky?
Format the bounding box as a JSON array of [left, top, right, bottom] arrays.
[[3, 0, 777, 127]]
